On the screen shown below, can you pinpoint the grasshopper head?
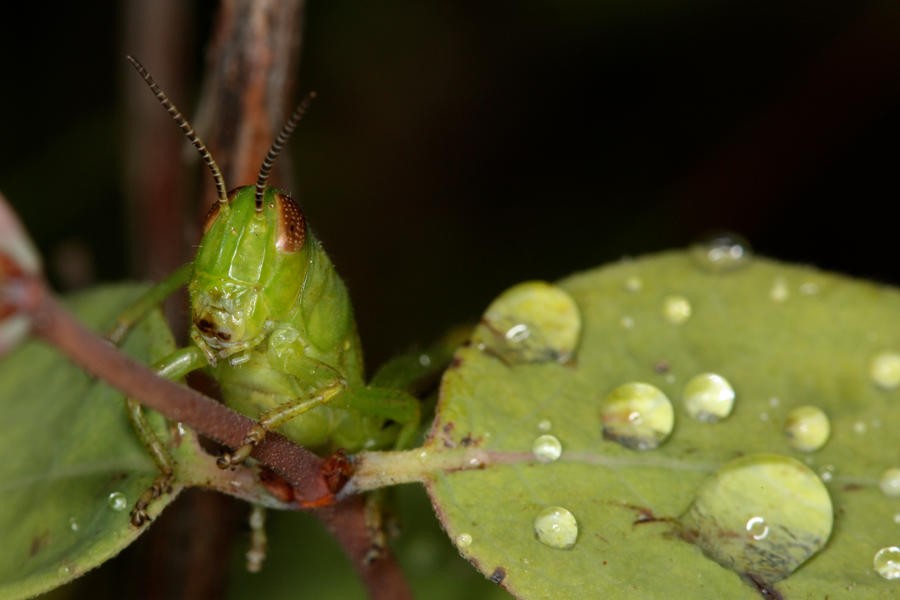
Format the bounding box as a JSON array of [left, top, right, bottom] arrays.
[[189, 186, 310, 361]]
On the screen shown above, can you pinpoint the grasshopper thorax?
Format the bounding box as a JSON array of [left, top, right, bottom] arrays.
[[189, 186, 310, 362]]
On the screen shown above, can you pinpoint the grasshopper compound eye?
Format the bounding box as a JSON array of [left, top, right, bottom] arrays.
[[275, 193, 306, 253]]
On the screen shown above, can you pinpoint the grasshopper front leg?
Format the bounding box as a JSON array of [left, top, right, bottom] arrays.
[[216, 378, 347, 468], [127, 346, 209, 525]]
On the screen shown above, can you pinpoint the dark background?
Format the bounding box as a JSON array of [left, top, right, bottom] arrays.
[[2, 1, 900, 368]]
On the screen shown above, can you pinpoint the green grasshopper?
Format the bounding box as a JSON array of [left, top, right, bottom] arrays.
[[118, 56, 435, 527]]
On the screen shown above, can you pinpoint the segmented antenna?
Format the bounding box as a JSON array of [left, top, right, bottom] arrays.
[[125, 55, 229, 206], [255, 91, 318, 210]]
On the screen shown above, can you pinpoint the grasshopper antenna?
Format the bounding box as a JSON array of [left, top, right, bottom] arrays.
[[126, 55, 229, 206], [255, 91, 317, 210]]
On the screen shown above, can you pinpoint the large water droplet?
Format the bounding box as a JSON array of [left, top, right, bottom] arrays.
[[662, 295, 692, 325], [473, 281, 581, 365], [107, 492, 128, 512], [533, 506, 579, 550], [880, 468, 900, 498], [690, 232, 752, 273], [681, 454, 833, 585], [870, 351, 900, 390], [532, 434, 562, 463], [600, 382, 674, 450], [683, 373, 735, 422], [783, 406, 831, 452], [873, 546, 900, 580]]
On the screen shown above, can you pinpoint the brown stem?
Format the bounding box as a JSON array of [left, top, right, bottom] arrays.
[[317, 497, 414, 600], [194, 0, 306, 214]]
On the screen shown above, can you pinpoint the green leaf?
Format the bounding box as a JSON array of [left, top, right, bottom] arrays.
[[426, 250, 900, 598], [0, 284, 184, 599]]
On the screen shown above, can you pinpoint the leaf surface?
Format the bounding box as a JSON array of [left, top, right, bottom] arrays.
[[427, 251, 899, 599], [0, 285, 187, 599]]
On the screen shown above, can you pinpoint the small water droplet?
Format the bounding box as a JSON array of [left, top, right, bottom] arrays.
[[745, 516, 769, 541], [537, 419, 552, 432], [682, 454, 833, 584], [418, 353, 432, 367], [682, 373, 735, 422], [893, 513, 900, 525], [533, 506, 579, 550], [662, 295, 692, 325], [107, 492, 128, 512], [690, 232, 752, 273], [870, 351, 900, 390], [768, 396, 780, 408], [68, 517, 79, 532], [505, 323, 530, 343], [818, 464, 835, 482], [176, 422, 187, 436], [620, 315, 635, 329], [873, 546, 900, 580], [532, 434, 563, 463], [783, 406, 831, 452], [57, 565, 72, 578], [600, 382, 674, 450], [769, 277, 789, 303], [879, 468, 900, 498], [418, 450, 429, 461], [456, 533, 473, 548], [799, 282, 820, 295], [852, 420, 867, 434], [473, 281, 581, 364], [624, 276, 643, 292]]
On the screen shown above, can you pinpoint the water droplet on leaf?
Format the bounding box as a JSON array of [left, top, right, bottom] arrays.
[[600, 382, 674, 450], [533, 506, 579, 550], [68, 517, 79, 532], [783, 406, 830, 452], [873, 546, 900, 580], [456, 533, 473, 549], [624, 276, 643, 292], [473, 281, 581, 364], [681, 454, 833, 584], [683, 373, 736, 422], [818, 464, 835, 482], [769, 277, 789, 303], [870, 351, 900, 390], [662, 295, 692, 325], [690, 232, 752, 273], [880, 468, 900, 498], [537, 419, 552, 432], [532, 434, 562, 463], [107, 492, 128, 512], [745, 516, 769, 540]]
